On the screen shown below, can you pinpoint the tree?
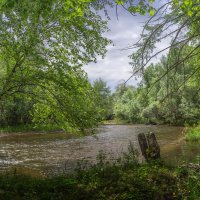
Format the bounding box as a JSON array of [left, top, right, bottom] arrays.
[[113, 84, 142, 123], [113, 46, 200, 125], [2, 0, 183, 129], [0, 0, 110, 130], [128, 0, 200, 85], [93, 78, 113, 120], [0, 0, 156, 18]]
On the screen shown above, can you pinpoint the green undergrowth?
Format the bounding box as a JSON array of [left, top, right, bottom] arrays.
[[185, 124, 200, 141], [0, 124, 65, 133], [0, 124, 96, 136], [0, 147, 200, 200]]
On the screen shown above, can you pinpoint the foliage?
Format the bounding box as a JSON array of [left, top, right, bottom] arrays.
[[0, 0, 92, 19], [0, 0, 156, 17], [113, 85, 141, 123], [113, 48, 200, 125], [185, 124, 200, 141], [129, 0, 200, 81], [173, 0, 200, 17], [0, 0, 111, 130], [93, 78, 113, 121], [114, 0, 156, 16], [1, 0, 199, 130], [0, 0, 157, 131]]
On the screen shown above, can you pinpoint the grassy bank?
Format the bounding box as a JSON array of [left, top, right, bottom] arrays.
[[0, 151, 200, 200], [0, 124, 66, 133], [0, 124, 96, 136], [185, 124, 200, 141]]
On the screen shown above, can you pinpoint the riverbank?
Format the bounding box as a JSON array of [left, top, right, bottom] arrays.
[[0, 125, 199, 199], [103, 121, 200, 143], [102, 119, 130, 125], [0, 124, 67, 133], [0, 124, 97, 137], [185, 124, 200, 141], [0, 155, 199, 200]]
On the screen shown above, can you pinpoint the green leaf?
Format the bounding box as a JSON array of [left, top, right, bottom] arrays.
[[149, 0, 155, 3], [115, 0, 125, 5], [149, 8, 155, 16]]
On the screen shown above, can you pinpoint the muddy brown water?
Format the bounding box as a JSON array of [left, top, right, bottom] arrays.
[[0, 125, 200, 176]]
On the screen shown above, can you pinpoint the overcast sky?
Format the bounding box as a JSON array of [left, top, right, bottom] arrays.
[[83, 2, 169, 91]]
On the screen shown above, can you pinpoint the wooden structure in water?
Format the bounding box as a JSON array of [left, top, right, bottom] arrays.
[[138, 132, 160, 161]]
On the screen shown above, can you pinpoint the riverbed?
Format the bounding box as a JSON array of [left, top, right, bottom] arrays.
[[0, 125, 200, 176]]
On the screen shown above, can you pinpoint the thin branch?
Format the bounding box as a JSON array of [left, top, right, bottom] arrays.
[[160, 65, 200, 103], [147, 45, 200, 93]]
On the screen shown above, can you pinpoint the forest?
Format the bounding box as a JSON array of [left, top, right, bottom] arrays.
[[0, 0, 200, 199], [98, 50, 200, 126], [0, 0, 199, 131]]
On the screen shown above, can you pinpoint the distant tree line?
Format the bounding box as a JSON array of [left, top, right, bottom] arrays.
[[92, 46, 200, 126], [114, 46, 200, 125]]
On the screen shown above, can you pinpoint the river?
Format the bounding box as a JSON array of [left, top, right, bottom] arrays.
[[0, 125, 200, 176]]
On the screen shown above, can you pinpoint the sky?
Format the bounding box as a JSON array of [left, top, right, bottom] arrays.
[[83, 2, 169, 91]]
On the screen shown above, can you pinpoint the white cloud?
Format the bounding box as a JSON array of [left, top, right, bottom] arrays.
[[84, 3, 168, 91]]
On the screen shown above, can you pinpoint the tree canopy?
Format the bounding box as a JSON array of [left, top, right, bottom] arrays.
[[113, 47, 200, 125], [129, 0, 200, 81], [0, 0, 199, 130], [0, 0, 111, 130]]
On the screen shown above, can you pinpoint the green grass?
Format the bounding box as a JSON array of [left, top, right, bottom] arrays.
[[185, 124, 200, 141], [0, 124, 65, 133], [0, 162, 199, 200], [0, 124, 97, 136]]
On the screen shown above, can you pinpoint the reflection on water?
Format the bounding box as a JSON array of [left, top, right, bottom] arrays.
[[0, 125, 200, 175]]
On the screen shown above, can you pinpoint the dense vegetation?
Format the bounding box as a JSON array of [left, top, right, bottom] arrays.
[[112, 49, 200, 125], [0, 0, 199, 131], [90, 47, 200, 126], [0, 0, 200, 199], [0, 0, 110, 131], [185, 124, 200, 141], [0, 150, 200, 200], [0, 0, 157, 132]]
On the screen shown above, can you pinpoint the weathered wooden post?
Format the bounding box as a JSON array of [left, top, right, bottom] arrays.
[[146, 132, 160, 160], [138, 133, 148, 160], [138, 132, 160, 161]]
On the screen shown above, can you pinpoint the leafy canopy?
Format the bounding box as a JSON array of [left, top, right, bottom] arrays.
[[0, 0, 110, 130]]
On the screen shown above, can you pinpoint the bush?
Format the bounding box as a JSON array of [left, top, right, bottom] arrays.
[[185, 124, 200, 141]]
